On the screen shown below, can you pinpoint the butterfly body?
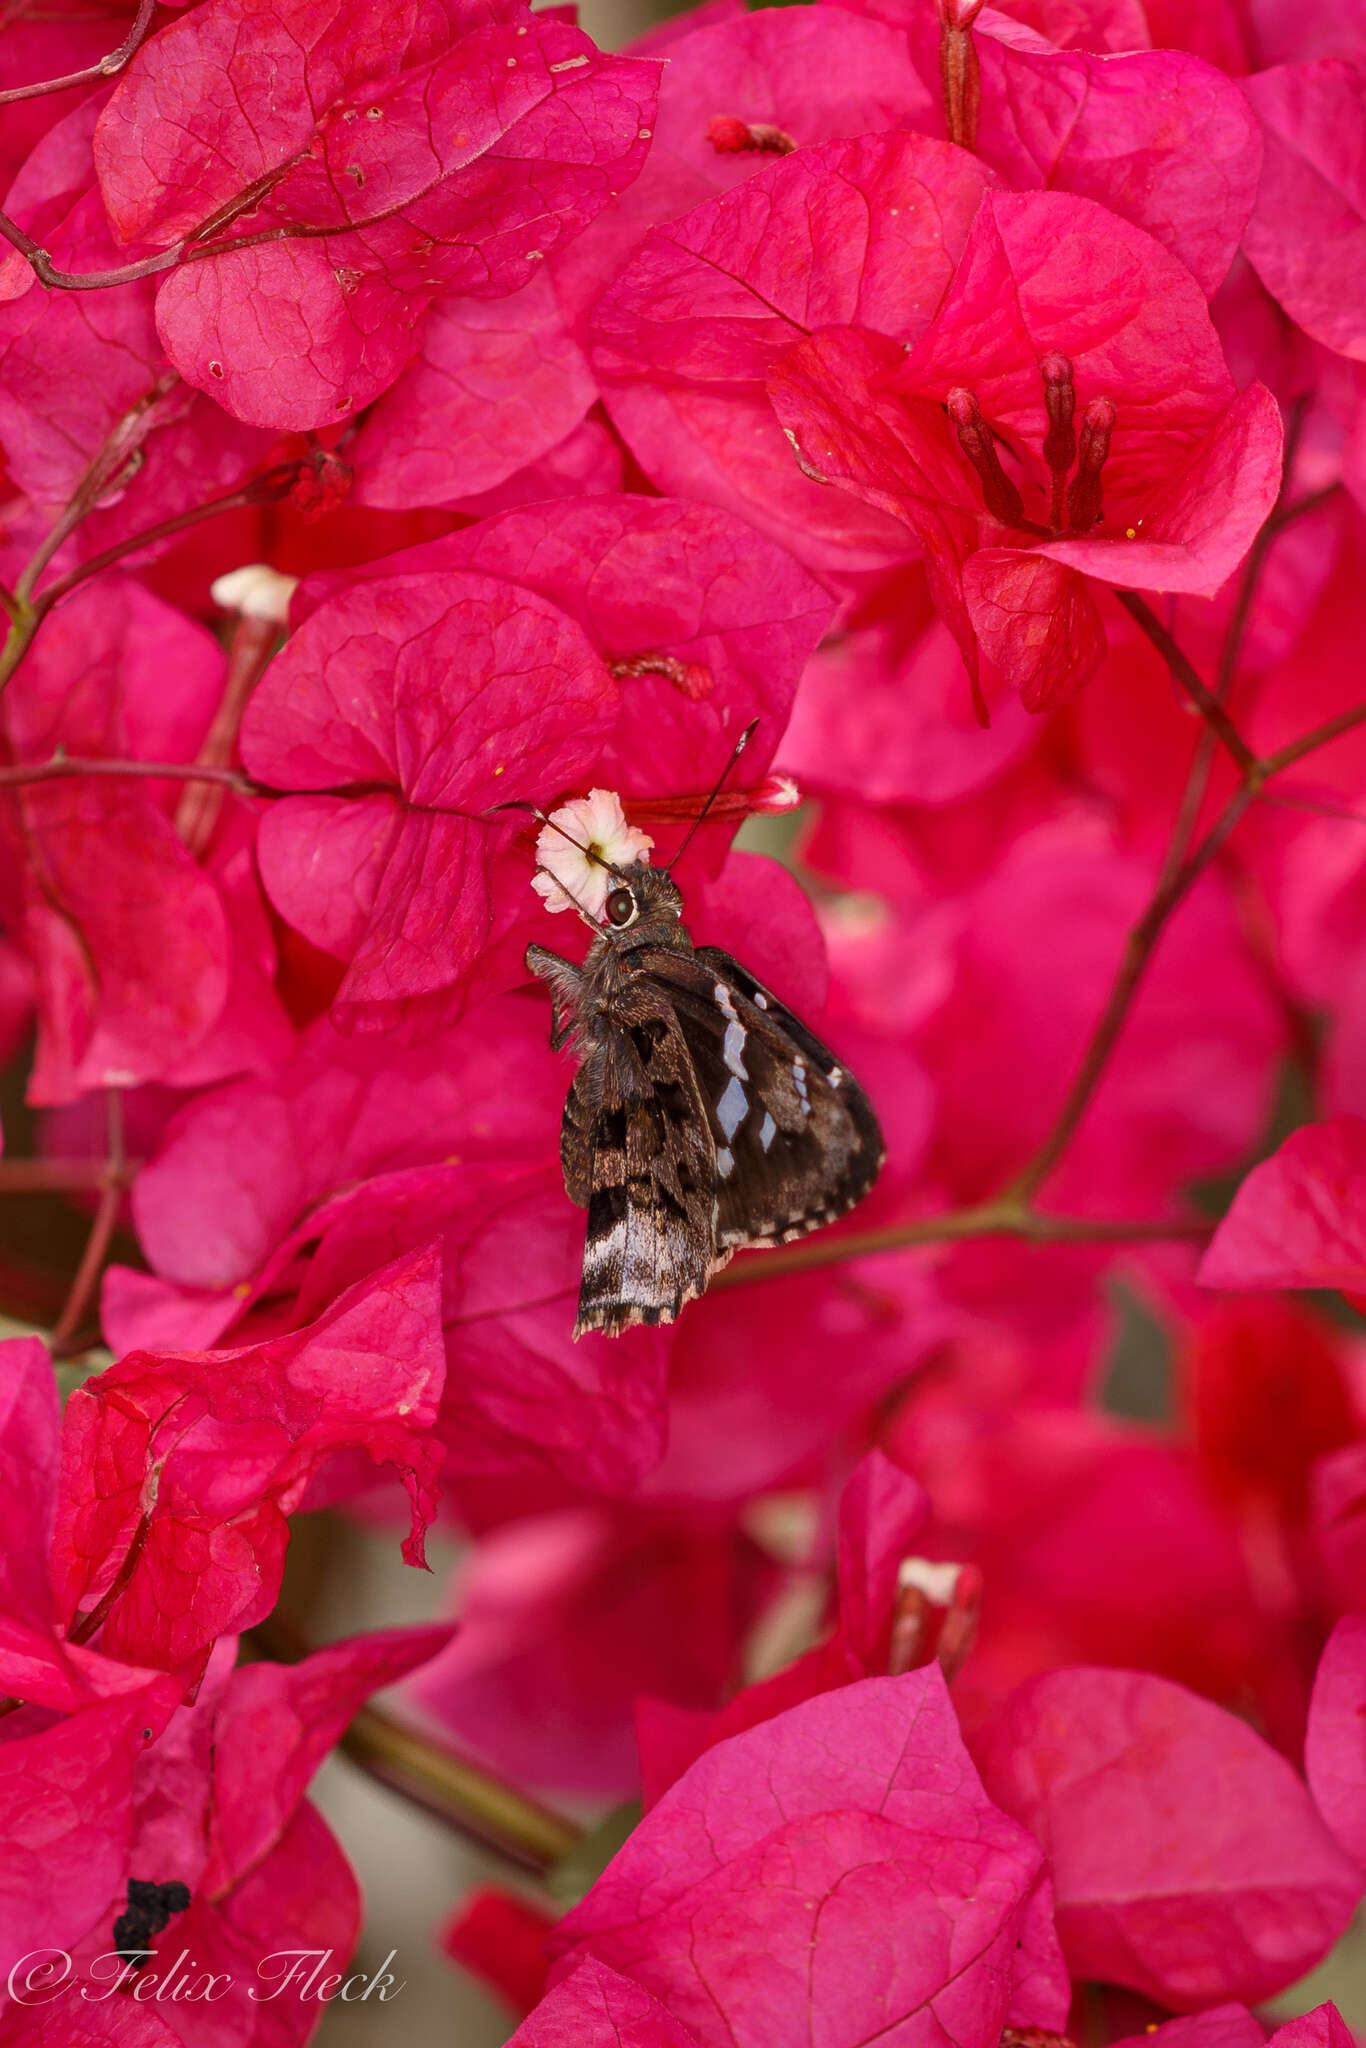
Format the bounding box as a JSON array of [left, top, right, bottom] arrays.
[[527, 863, 884, 1338]]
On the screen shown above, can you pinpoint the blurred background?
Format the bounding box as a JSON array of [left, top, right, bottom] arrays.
[[306, 1514, 1366, 2048]]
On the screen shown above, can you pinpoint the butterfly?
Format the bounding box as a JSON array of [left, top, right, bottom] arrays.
[[523, 726, 884, 1338]]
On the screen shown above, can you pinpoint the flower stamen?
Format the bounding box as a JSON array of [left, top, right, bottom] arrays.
[[1040, 352, 1077, 534], [947, 387, 1026, 528], [1066, 395, 1117, 533]]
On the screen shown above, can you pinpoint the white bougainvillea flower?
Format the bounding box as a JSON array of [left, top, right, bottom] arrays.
[[531, 789, 654, 919]]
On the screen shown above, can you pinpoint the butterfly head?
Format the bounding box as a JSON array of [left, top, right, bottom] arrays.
[[599, 862, 685, 948]]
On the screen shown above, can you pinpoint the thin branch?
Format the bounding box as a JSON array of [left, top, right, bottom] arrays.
[[0, 207, 183, 291], [248, 1614, 581, 1874], [176, 614, 282, 854], [339, 1705, 582, 1874], [1005, 788, 1255, 1205], [1158, 428, 1336, 880], [0, 1, 157, 105], [0, 756, 258, 794], [0, 455, 306, 696], [9, 372, 185, 621], [30, 460, 306, 614], [1004, 667, 1366, 1212], [711, 1204, 1212, 1291], [1258, 787, 1366, 827], [1115, 589, 1259, 777], [1264, 700, 1366, 777], [0, 1486, 153, 1722], [994, 448, 1359, 1213], [1267, 481, 1341, 538], [0, 1157, 137, 1192], [49, 1090, 127, 1359], [0, 138, 470, 295], [1154, 721, 1218, 898], [1217, 398, 1312, 696], [0, 153, 305, 295]]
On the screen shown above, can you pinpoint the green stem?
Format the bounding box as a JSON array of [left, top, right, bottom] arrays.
[[247, 1614, 581, 1874]]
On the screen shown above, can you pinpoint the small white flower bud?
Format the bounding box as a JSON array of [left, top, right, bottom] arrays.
[[210, 563, 298, 624]]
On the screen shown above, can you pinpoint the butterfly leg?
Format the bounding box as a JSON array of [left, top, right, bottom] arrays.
[[526, 943, 585, 1051]]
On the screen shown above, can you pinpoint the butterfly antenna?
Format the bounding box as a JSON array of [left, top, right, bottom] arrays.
[[664, 719, 759, 876]]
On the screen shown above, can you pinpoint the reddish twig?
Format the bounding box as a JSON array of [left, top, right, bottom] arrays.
[[737, 486, 1366, 1279], [0, 1497, 153, 1722], [0, 0, 157, 105], [1155, 413, 1324, 888], [13, 373, 184, 608], [0, 756, 258, 794], [711, 1205, 1212, 1290], [0, 153, 306, 294], [29, 460, 307, 614], [1114, 589, 1260, 778], [1263, 700, 1366, 776], [1006, 481, 1361, 1209], [0, 140, 497, 295], [176, 615, 283, 854], [49, 1090, 127, 1359], [1004, 788, 1256, 1204], [339, 1705, 582, 1875], [0, 457, 307, 696], [0, 1156, 138, 1192], [0, 206, 180, 291]]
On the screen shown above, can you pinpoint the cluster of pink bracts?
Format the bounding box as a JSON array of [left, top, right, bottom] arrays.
[[1, 0, 1365, 2042]]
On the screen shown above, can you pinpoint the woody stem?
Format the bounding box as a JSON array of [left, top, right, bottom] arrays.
[[0, 758, 259, 794], [1007, 494, 1356, 1208], [711, 1206, 1212, 1289], [742, 509, 1365, 1280], [50, 1091, 127, 1359], [1003, 786, 1255, 1204], [0, 460, 305, 696], [0, 0, 157, 104], [247, 1613, 582, 1874], [1113, 590, 1259, 777], [30, 461, 306, 614]]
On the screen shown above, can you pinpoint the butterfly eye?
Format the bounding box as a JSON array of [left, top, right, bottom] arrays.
[[605, 886, 637, 927]]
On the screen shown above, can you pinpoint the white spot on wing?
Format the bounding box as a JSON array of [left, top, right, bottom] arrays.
[[793, 1060, 810, 1114], [753, 989, 768, 1010], [717, 1076, 748, 1140], [717, 1146, 735, 1178], [829, 1066, 842, 1087], [713, 981, 748, 1078], [759, 1112, 776, 1153]]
